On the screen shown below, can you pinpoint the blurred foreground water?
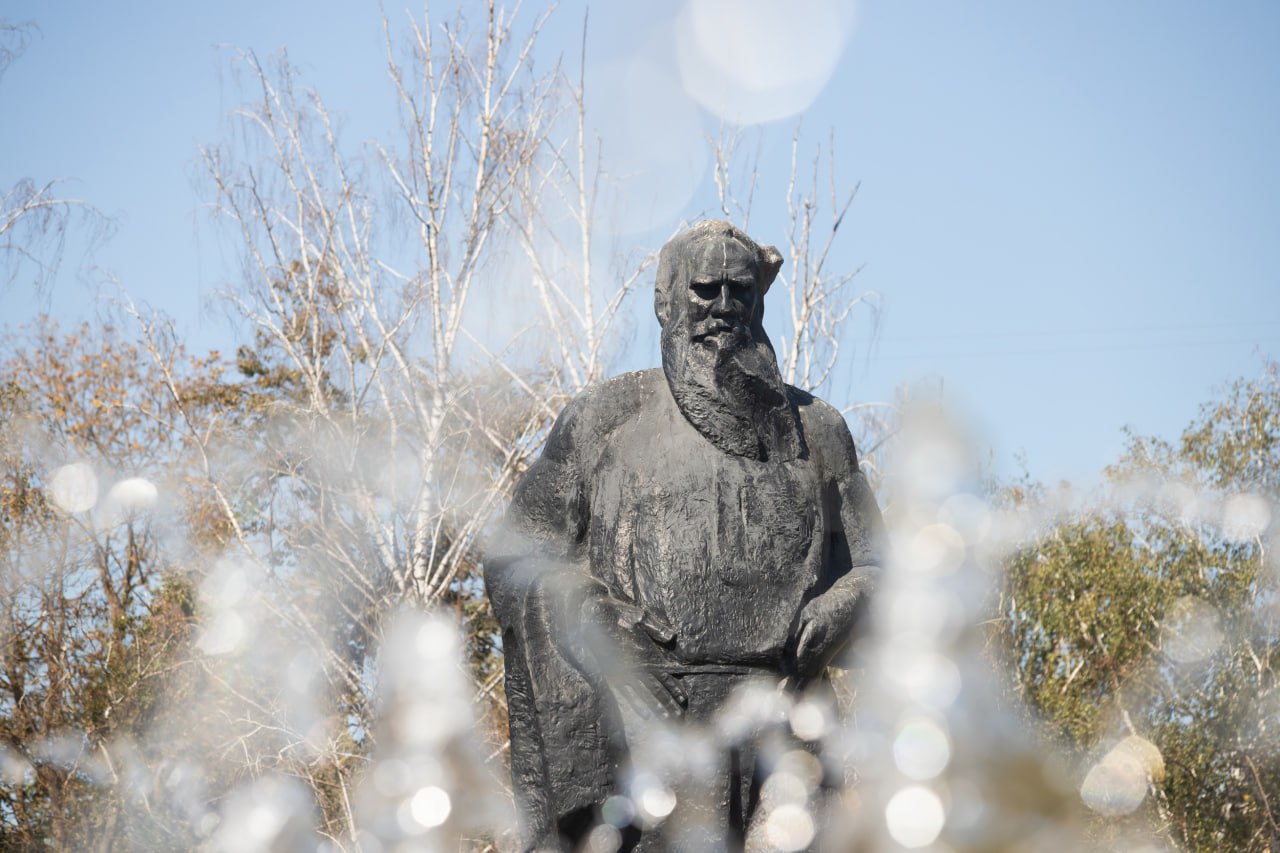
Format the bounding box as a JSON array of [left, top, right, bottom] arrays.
[[4, 401, 1274, 852]]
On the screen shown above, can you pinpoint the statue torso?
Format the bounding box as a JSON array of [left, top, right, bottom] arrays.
[[580, 371, 830, 665]]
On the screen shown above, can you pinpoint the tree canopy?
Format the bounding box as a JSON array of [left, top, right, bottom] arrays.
[[998, 361, 1280, 850]]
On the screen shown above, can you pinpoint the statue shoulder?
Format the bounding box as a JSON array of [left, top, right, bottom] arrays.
[[787, 386, 861, 470], [545, 369, 662, 459]]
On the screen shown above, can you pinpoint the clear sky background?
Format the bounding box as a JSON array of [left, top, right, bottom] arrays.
[[2, 0, 1277, 486]]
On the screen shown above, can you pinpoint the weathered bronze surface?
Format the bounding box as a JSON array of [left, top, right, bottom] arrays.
[[486, 221, 886, 850]]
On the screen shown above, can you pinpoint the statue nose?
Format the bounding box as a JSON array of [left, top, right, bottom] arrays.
[[712, 284, 734, 313]]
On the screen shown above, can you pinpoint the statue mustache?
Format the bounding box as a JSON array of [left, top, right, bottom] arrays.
[[690, 316, 750, 342]]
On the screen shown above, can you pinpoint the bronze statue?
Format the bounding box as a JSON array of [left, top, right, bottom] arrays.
[[486, 221, 886, 850]]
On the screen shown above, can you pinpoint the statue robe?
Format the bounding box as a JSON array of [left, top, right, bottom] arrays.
[[485, 369, 885, 850]]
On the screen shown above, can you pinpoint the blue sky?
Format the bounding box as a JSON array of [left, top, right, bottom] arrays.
[[2, 0, 1277, 485]]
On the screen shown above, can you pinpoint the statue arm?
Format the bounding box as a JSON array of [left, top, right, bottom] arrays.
[[790, 410, 888, 683], [487, 393, 687, 719], [484, 396, 586, 630]]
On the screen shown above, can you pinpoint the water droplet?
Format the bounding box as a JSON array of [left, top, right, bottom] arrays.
[[586, 823, 623, 852], [106, 476, 158, 513], [1113, 736, 1165, 784], [775, 749, 825, 792], [763, 771, 809, 806], [1160, 480, 1202, 525], [245, 803, 284, 841], [1080, 735, 1164, 816], [893, 717, 952, 780], [196, 611, 247, 656], [636, 779, 677, 821], [1161, 596, 1223, 664], [884, 648, 963, 709], [908, 524, 967, 575], [415, 617, 461, 660], [884, 785, 946, 848], [409, 785, 452, 828], [886, 587, 953, 642], [372, 760, 411, 797], [938, 493, 992, 544], [1080, 752, 1146, 816], [48, 462, 97, 513], [199, 564, 251, 610], [0, 747, 33, 786], [789, 700, 829, 741], [602, 795, 635, 828], [764, 803, 816, 851], [1221, 493, 1271, 542]]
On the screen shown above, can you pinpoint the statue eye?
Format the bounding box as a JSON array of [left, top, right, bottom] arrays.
[[691, 282, 720, 300]]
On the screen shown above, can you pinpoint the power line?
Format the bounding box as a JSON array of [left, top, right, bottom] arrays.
[[875, 319, 1280, 344], [874, 337, 1275, 361]]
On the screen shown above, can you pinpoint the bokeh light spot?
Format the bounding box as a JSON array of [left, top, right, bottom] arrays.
[[884, 785, 946, 848], [789, 700, 829, 741], [763, 771, 809, 806], [893, 717, 952, 780], [908, 524, 967, 575], [1161, 596, 1223, 664], [764, 803, 816, 851], [1080, 754, 1145, 816], [196, 611, 247, 656], [415, 617, 461, 661], [601, 795, 635, 828], [409, 785, 452, 828], [1222, 493, 1271, 542], [1080, 735, 1164, 817], [586, 823, 622, 852], [637, 782, 677, 821], [938, 493, 992, 544], [885, 648, 963, 709], [106, 476, 158, 514], [49, 462, 98, 513]]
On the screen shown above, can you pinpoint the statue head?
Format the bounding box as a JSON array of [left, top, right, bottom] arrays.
[[654, 220, 783, 335], [654, 221, 801, 461]]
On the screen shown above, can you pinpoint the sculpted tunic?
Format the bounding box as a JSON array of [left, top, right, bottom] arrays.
[[590, 372, 831, 665], [486, 369, 884, 847]]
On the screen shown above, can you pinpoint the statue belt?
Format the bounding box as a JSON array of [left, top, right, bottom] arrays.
[[645, 661, 782, 677]]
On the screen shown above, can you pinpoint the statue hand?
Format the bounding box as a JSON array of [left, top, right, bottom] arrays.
[[578, 586, 687, 717], [790, 592, 860, 682], [615, 666, 688, 721]]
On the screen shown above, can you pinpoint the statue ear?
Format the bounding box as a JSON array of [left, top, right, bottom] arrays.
[[654, 240, 679, 327], [758, 245, 783, 294]]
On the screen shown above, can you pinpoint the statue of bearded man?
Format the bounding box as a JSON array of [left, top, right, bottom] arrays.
[[486, 221, 886, 851]]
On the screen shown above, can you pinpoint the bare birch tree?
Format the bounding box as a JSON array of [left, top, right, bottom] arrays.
[[1, 24, 93, 291], [117, 2, 654, 840], [36, 3, 897, 844]]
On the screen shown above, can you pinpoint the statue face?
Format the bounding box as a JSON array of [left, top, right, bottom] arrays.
[[682, 236, 760, 345]]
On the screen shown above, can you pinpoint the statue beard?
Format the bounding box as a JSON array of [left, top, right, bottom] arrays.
[[661, 316, 805, 462]]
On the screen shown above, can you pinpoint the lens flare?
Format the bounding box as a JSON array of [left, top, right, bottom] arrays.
[[675, 0, 857, 124]]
